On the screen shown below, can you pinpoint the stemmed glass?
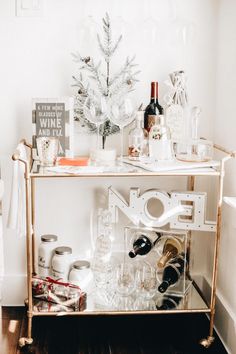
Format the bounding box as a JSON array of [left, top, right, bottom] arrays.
[[141, 0, 160, 45], [78, 15, 98, 43], [109, 98, 135, 163], [130, 262, 157, 311], [135, 263, 157, 300], [112, 263, 135, 297], [83, 96, 108, 152]]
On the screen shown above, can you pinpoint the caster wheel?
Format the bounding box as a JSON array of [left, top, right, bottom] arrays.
[[199, 336, 215, 348], [18, 337, 33, 348]]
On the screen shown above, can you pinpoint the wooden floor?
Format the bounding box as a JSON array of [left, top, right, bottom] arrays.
[[0, 307, 227, 354]]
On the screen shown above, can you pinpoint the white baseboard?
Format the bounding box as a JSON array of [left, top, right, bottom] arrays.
[[1, 274, 27, 306], [194, 275, 234, 354]]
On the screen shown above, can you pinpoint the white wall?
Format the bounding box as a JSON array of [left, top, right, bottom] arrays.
[[208, 0, 236, 352], [0, 0, 220, 332]]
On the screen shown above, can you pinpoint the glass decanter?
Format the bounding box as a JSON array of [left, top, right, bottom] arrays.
[[149, 115, 173, 161], [128, 111, 148, 160]]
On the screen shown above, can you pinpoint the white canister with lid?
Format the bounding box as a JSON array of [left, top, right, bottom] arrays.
[[38, 234, 58, 277], [69, 260, 93, 292], [51, 246, 72, 281]]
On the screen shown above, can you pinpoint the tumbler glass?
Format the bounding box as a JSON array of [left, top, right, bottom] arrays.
[[174, 139, 213, 162], [36, 137, 59, 166], [133, 298, 156, 311]]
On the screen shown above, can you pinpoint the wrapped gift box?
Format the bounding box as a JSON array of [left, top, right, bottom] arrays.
[[32, 276, 87, 311]]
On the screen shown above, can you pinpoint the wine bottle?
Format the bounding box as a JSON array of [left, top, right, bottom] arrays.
[[158, 255, 185, 293], [157, 237, 183, 268], [144, 82, 163, 132], [157, 295, 181, 310], [128, 231, 162, 258]]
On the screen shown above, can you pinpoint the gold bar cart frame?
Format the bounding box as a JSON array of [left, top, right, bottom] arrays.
[[12, 139, 236, 349]]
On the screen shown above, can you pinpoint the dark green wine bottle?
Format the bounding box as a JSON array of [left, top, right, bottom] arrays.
[[144, 82, 163, 132], [158, 255, 185, 293], [128, 232, 162, 258]]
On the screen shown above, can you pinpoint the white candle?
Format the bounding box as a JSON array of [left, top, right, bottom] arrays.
[[95, 149, 116, 162]]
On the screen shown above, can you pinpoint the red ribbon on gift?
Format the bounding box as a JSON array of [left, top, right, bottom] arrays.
[[32, 276, 82, 293], [45, 277, 81, 290]]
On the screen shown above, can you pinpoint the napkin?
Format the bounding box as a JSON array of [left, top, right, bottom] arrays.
[[7, 143, 27, 237]]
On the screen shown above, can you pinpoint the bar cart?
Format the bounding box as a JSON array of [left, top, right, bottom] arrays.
[[12, 139, 236, 349]]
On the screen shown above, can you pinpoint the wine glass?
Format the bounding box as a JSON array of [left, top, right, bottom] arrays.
[[140, 0, 160, 46], [83, 96, 108, 152], [135, 263, 157, 300], [169, 18, 196, 69], [110, 98, 136, 163], [112, 263, 135, 297], [77, 15, 99, 50]]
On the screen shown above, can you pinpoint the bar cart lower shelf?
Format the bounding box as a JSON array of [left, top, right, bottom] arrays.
[[30, 281, 209, 315], [19, 280, 211, 348], [12, 139, 236, 349]]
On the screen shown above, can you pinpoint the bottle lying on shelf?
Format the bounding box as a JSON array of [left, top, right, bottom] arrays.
[[158, 254, 186, 293], [156, 295, 182, 310], [157, 237, 184, 269], [128, 231, 163, 258]]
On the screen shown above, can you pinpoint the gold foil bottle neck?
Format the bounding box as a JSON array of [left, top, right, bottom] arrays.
[[157, 237, 183, 268], [158, 251, 173, 268]]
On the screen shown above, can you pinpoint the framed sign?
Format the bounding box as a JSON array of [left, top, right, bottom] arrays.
[[32, 97, 74, 159]]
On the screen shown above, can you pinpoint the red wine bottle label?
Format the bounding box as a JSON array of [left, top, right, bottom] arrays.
[[147, 115, 156, 132]]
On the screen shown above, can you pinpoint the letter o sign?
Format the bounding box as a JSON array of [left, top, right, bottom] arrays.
[[138, 190, 170, 227]]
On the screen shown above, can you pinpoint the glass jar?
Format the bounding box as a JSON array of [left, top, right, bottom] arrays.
[[38, 234, 58, 277], [69, 260, 93, 292], [51, 246, 72, 281], [149, 115, 173, 161], [128, 111, 148, 160]]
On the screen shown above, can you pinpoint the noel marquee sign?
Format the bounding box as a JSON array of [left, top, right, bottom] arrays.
[[108, 187, 216, 232]]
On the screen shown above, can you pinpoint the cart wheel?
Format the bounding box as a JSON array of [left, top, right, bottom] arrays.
[[199, 336, 215, 348], [18, 337, 33, 348]]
